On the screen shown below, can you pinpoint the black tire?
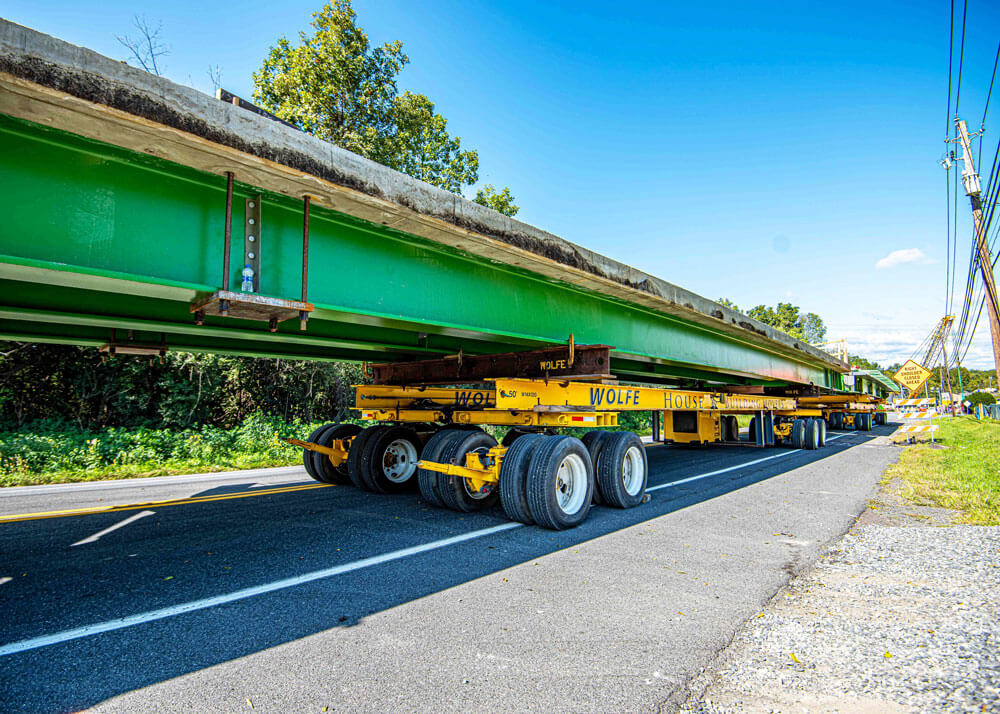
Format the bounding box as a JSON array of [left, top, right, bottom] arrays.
[[313, 423, 362, 484], [581, 431, 611, 504], [526, 436, 594, 529], [302, 424, 329, 482], [438, 431, 500, 512], [309, 423, 344, 483], [816, 418, 826, 447], [791, 418, 806, 449], [501, 428, 534, 447], [347, 425, 389, 491], [831, 412, 843, 430], [417, 428, 463, 507], [804, 418, 819, 450], [596, 431, 647, 509], [748, 417, 759, 444], [498, 433, 545, 524], [362, 425, 422, 493], [723, 415, 739, 442]]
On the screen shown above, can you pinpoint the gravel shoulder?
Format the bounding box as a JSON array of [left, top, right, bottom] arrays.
[[681, 461, 1000, 713]]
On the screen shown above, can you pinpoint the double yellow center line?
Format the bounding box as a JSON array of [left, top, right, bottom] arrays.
[[0, 482, 330, 523]]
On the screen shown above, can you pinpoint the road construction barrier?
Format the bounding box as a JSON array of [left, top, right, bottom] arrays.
[[897, 398, 935, 407]]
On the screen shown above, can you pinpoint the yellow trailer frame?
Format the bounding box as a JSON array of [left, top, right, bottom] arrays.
[[352, 379, 823, 447]]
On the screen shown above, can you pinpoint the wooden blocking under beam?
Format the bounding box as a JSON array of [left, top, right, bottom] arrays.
[[190, 291, 314, 332], [369, 344, 613, 385]]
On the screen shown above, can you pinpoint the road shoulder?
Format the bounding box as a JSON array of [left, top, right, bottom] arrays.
[[680, 471, 1000, 713]]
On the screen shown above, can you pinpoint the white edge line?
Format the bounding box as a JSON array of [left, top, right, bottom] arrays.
[[647, 433, 849, 492], [0, 432, 857, 657], [0, 521, 521, 657]]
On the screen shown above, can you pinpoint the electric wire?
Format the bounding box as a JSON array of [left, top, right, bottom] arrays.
[[978, 39, 999, 162], [954, 0, 968, 118], [945, 0, 954, 141]]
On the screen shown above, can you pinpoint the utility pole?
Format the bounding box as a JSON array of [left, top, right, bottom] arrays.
[[941, 341, 957, 416], [955, 118, 1000, 387]]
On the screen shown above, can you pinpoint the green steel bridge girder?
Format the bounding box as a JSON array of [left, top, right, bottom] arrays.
[[0, 114, 843, 389]]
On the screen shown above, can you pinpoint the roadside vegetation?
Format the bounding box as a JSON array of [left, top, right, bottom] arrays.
[[884, 416, 1000, 525], [0, 415, 338, 487]]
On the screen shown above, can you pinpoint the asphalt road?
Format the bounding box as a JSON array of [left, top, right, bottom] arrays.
[[0, 425, 900, 713]]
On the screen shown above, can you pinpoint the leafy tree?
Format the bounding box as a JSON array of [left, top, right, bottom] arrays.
[[253, 0, 517, 206], [386, 91, 479, 193], [746, 302, 826, 343], [715, 298, 740, 311], [473, 184, 519, 217], [252, 1, 406, 162]]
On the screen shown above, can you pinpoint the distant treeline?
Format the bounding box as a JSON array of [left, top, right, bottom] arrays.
[[0, 342, 367, 430]]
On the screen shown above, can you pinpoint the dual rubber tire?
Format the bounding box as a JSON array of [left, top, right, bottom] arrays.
[[815, 417, 826, 447], [524, 436, 595, 530], [499, 432, 648, 529], [347, 424, 422, 493], [498, 433, 546, 524], [595, 432, 647, 509], [583, 431, 648, 508], [303, 423, 362, 484], [417, 428, 498, 512]]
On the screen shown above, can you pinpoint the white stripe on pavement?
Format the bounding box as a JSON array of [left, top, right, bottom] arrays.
[[71, 511, 156, 546], [0, 432, 857, 657], [647, 433, 849, 492], [0, 522, 521, 657]]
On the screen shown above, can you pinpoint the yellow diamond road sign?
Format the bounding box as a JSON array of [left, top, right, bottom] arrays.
[[893, 359, 932, 392]]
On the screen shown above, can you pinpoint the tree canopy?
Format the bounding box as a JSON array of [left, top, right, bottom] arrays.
[[716, 299, 827, 344], [253, 0, 517, 215]]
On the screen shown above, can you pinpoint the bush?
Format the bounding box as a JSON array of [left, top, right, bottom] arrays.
[[967, 392, 996, 408]]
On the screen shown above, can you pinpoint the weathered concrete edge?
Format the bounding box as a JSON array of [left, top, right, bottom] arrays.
[[0, 18, 848, 375]]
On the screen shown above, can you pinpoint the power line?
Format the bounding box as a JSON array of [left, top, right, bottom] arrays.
[[954, 0, 968, 117], [978, 39, 999, 161], [946, 0, 955, 140]]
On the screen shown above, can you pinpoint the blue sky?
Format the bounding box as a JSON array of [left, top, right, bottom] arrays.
[[5, 0, 1000, 369]]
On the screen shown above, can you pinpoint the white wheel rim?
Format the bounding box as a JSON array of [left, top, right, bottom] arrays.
[[382, 439, 418, 482], [622, 445, 645, 495], [555, 453, 588, 515]]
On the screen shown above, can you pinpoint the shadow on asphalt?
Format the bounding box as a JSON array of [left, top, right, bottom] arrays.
[[0, 427, 894, 711]]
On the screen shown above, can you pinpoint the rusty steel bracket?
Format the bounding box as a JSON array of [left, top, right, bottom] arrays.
[[368, 344, 613, 385]]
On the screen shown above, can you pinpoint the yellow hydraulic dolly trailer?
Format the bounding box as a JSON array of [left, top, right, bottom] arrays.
[[290, 344, 830, 530], [797, 394, 886, 431]]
